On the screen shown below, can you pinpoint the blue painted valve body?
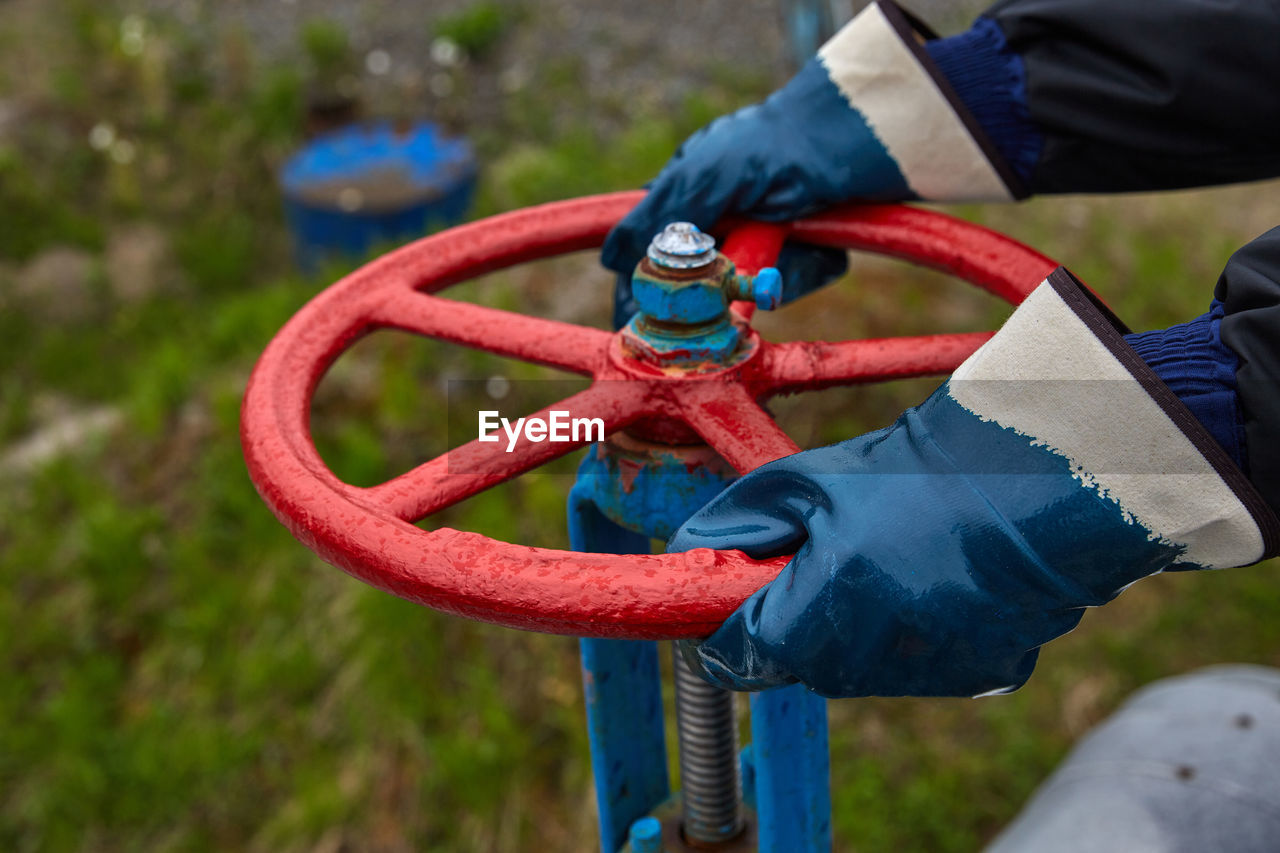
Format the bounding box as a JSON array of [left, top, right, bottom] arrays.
[[622, 222, 783, 365], [571, 223, 831, 852]]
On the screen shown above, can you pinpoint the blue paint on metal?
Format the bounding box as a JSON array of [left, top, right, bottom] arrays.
[[739, 744, 758, 812], [574, 442, 738, 542], [627, 816, 664, 853], [577, 237, 831, 849], [631, 266, 731, 325], [624, 313, 744, 363], [725, 267, 784, 311], [625, 247, 784, 364], [750, 267, 783, 310], [579, 636, 668, 852], [575, 445, 835, 851], [571, 483, 670, 853], [750, 685, 832, 852], [280, 121, 476, 270]]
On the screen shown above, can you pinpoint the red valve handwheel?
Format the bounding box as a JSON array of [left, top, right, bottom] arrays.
[[241, 191, 1060, 640]]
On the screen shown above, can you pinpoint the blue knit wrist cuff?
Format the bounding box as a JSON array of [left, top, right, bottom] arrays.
[[924, 17, 1042, 185], [1124, 301, 1248, 472]]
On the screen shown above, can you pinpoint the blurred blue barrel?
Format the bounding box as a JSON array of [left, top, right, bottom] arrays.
[[281, 121, 477, 270]]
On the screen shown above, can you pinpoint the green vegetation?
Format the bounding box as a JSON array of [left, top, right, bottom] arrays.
[[3, 2, 1279, 851], [432, 2, 516, 60], [301, 18, 353, 81]]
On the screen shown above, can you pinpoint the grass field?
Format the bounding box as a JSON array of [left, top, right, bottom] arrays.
[[3, 2, 1280, 851]]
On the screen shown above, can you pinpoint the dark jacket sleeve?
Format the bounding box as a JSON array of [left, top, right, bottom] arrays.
[[966, 2, 1280, 510], [985, 0, 1280, 193], [925, 1, 1280, 509], [1217, 228, 1280, 514]]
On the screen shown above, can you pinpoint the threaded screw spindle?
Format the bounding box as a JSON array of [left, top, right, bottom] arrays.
[[672, 644, 743, 845]]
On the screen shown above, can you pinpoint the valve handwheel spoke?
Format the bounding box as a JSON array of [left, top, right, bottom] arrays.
[[367, 289, 612, 376], [242, 190, 1063, 639], [360, 382, 650, 522], [757, 331, 995, 394], [676, 383, 801, 475]]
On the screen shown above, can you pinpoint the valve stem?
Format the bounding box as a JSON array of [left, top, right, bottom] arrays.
[[672, 644, 743, 846]]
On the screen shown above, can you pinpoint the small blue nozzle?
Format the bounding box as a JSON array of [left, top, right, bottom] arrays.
[[753, 267, 783, 310], [628, 816, 664, 852]]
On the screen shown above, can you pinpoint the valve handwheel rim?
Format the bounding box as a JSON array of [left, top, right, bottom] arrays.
[[240, 190, 1060, 640]]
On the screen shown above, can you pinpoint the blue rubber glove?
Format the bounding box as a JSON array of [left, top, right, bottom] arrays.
[[671, 268, 1278, 699], [602, 0, 1022, 328]]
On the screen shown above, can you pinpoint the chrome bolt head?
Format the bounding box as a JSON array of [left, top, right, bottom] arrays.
[[647, 222, 717, 269]]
